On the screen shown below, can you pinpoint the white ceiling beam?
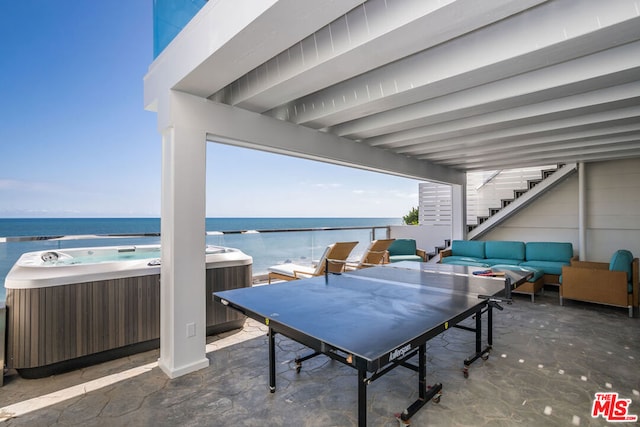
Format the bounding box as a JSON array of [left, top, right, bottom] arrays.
[[144, 0, 364, 110], [333, 42, 640, 139], [219, 0, 547, 112], [422, 124, 640, 161], [375, 83, 640, 152], [437, 134, 640, 166], [453, 143, 640, 171], [407, 106, 640, 159], [265, 0, 640, 129]]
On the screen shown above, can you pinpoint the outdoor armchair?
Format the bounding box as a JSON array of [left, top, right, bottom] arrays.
[[560, 250, 639, 317], [387, 239, 427, 262]]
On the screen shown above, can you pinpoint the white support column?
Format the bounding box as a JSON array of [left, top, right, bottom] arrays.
[[451, 180, 467, 241], [578, 162, 586, 260], [159, 124, 209, 378]]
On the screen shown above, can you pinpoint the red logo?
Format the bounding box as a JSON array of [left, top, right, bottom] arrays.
[[592, 392, 638, 422]]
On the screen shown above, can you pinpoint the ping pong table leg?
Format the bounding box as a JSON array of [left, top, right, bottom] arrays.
[[487, 305, 493, 347], [358, 367, 367, 427], [268, 327, 276, 393], [463, 307, 490, 378], [475, 307, 482, 355], [397, 344, 442, 424]]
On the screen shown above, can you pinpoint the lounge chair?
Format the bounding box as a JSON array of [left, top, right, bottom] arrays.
[[268, 241, 358, 284], [346, 239, 395, 270]]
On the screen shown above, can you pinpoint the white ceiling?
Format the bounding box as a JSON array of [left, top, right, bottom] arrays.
[[152, 0, 640, 173]]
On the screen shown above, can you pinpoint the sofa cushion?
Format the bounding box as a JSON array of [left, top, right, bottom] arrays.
[[388, 239, 417, 257], [441, 258, 490, 268], [519, 260, 569, 276], [389, 254, 423, 263], [451, 240, 485, 259], [491, 264, 544, 283], [485, 258, 526, 266], [525, 242, 573, 262], [485, 241, 525, 262]]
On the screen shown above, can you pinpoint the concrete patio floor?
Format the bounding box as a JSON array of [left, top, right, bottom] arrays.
[[1, 290, 638, 426]]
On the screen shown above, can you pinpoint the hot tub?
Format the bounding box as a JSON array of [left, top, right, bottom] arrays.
[[4, 245, 252, 378]]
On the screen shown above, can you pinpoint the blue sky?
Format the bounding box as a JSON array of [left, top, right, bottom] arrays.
[[0, 2, 421, 219]]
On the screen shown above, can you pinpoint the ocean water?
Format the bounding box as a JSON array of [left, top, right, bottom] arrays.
[[0, 217, 401, 302]]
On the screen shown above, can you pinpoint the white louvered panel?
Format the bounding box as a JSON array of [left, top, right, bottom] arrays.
[[419, 182, 452, 226]]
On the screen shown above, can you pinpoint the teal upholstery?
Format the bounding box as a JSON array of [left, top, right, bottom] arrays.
[[520, 242, 573, 275], [524, 242, 573, 262], [451, 240, 485, 258], [443, 259, 490, 268], [519, 260, 568, 276], [491, 264, 544, 283], [441, 240, 574, 278], [609, 249, 634, 292], [388, 239, 422, 263], [484, 241, 525, 265], [389, 254, 423, 262]]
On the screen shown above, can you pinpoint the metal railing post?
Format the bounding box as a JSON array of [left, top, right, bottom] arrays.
[[0, 302, 5, 387]]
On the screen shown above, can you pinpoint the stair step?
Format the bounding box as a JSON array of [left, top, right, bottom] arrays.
[[514, 189, 528, 198], [489, 208, 501, 216], [542, 169, 556, 179], [528, 179, 542, 189], [467, 224, 477, 233], [502, 199, 513, 208]]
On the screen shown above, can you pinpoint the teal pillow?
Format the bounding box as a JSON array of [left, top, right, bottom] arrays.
[[609, 250, 633, 283]]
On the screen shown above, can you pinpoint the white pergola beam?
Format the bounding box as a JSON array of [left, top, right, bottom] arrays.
[[457, 144, 640, 171], [144, 0, 364, 110], [335, 42, 640, 140], [439, 135, 640, 167], [426, 127, 640, 163], [222, 0, 546, 112], [391, 97, 640, 154], [168, 91, 464, 185], [267, 0, 640, 129]]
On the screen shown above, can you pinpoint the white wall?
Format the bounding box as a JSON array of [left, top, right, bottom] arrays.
[[483, 158, 640, 262], [584, 159, 640, 261]]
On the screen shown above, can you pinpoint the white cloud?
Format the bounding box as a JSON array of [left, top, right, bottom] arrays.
[[313, 183, 342, 190]]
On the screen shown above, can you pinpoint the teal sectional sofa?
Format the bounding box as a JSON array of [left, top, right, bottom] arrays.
[[440, 240, 575, 300]]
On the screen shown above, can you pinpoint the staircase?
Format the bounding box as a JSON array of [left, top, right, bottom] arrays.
[[416, 163, 578, 256], [467, 163, 578, 239], [425, 239, 451, 262]]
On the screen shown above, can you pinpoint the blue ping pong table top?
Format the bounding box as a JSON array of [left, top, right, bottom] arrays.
[[215, 263, 507, 365]]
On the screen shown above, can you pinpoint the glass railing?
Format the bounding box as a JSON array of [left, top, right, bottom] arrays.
[[0, 225, 391, 302], [153, 0, 208, 58]]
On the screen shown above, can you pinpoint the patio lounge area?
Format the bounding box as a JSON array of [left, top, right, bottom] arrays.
[[1, 291, 637, 426]]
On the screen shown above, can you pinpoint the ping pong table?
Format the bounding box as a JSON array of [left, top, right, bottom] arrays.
[[214, 261, 531, 426]]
